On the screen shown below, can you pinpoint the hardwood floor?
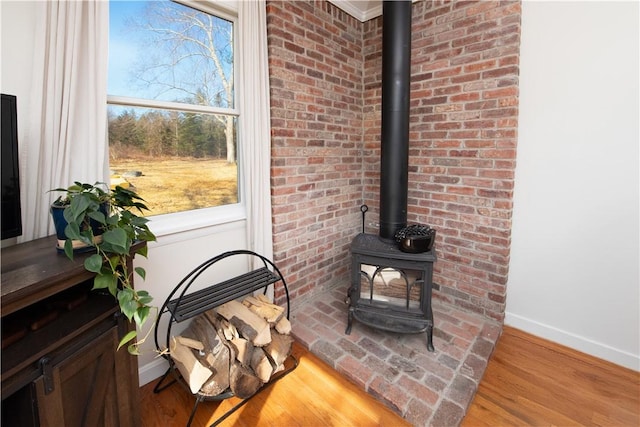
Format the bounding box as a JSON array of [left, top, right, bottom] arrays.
[[462, 326, 640, 427], [139, 341, 411, 426], [140, 327, 640, 426]]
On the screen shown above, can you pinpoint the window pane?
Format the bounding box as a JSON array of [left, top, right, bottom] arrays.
[[108, 105, 238, 217], [108, 0, 238, 218], [108, 0, 234, 108]]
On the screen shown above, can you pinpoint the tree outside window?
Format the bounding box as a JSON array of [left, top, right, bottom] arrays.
[[108, 0, 237, 217]]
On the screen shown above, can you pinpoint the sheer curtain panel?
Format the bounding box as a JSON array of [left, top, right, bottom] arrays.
[[20, 0, 109, 242], [238, 0, 274, 263]]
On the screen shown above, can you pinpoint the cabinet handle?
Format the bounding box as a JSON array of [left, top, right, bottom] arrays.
[[39, 357, 54, 394]]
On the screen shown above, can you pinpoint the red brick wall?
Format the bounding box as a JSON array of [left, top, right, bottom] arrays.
[[266, 1, 364, 301], [267, 0, 521, 321]]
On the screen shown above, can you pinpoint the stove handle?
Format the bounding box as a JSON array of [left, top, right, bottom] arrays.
[[360, 204, 368, 233]]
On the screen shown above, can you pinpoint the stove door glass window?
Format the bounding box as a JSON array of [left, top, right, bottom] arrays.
[[359, 264, 422, 310]]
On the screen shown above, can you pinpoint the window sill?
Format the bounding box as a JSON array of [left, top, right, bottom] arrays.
[[146, 204, 246, 247]]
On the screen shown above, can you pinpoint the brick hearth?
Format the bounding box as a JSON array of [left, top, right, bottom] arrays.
[[290, 286, 501, 426]]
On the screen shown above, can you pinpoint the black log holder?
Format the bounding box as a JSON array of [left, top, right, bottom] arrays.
[[153, 250, 298, 427]]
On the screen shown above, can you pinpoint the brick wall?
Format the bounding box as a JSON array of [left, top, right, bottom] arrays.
[[266, 1, 364, 301], [268, 0, 521, 321]]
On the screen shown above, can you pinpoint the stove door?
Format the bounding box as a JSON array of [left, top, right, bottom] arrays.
[[359, 264, 423, 311]]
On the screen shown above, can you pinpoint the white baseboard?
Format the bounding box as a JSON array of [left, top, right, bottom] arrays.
[[504, 312, 639, 372], [138, 357, 169, 387]]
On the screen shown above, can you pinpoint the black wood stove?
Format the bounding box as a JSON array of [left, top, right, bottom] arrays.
[[345, 1, 436, 350], [346, 233, 436, 351]]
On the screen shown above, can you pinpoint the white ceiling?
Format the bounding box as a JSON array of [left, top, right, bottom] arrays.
[[328, 0, 383, 22]]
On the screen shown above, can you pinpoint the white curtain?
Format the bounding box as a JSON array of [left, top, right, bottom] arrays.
[[238, 0, 274, 263], [20, 0, 109, 242]]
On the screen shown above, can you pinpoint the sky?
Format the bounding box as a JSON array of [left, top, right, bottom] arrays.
[[108, 1, 148, 97], [107, 0, 234, 108]]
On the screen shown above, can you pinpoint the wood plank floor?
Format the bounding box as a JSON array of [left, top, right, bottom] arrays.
[[140, 327, 640, 426], [139, 341, 411, 426], [462, 326, 640, 427]]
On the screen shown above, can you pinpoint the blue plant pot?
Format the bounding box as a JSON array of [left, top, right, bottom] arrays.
[[50, 203, 108, 252], [50, 205, 69, 241]]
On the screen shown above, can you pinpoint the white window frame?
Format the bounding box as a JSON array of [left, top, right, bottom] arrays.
[[106, 0, 245, 239]]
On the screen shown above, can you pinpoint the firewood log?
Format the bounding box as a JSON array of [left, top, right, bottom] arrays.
[[255, 294, 272, 304], [229, 361, 263, 398], [182, 314, 230, 396], [229, 338, 254, 366], [215, 300, 271, 346], [242, 295, 285, 324], [249, 294, 290, 334], [275, 316, 292, 335], [251, 348, 274, 383], [183, 315, 223, 355], [175, 336, 204, 351], [204, 311, 239, 341], [264, 331, 293, 368], [170, 336, 213, 394]]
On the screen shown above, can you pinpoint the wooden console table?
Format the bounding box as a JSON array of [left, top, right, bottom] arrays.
[[1, 235, 141, 426]]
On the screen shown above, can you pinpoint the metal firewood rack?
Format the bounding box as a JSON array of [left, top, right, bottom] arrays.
[[153, 250, 298, 427]]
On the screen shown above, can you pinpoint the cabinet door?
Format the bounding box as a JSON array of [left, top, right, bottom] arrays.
[[34, 326, 125, 427]]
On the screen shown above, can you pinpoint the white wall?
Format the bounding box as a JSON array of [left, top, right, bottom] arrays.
[[508, 1, 639, 370], [1, 1, 36, 192]]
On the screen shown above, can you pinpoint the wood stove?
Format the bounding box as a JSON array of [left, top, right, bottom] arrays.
[[345, 1, 436, 350], [346, 234, 436, 351]]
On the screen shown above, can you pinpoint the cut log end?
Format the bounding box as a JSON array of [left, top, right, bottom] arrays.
[[230, 363, 263, 398]]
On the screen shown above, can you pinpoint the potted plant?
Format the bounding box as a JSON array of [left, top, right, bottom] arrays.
[[50, 181, 109, 251], [51, 181, 156, 355]]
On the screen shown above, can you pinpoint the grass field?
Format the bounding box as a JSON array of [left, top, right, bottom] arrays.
[[110, 157, 238, 217]]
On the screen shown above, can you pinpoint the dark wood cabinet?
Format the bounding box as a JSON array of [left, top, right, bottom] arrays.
[[1, 236, 141, 426]]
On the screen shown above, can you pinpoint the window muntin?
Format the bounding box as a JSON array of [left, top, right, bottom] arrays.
[[108, 0, 238, 218]]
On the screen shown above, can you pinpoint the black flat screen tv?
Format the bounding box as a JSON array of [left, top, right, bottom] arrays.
[[1, 93, 23, 240]]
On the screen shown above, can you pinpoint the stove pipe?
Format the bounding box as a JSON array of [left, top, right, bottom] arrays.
[[379, 1, 412, 242]]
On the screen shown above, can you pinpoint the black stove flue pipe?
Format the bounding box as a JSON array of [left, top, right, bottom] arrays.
[[379, 0, 412, 242]]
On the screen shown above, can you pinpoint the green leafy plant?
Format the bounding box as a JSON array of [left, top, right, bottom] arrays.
[[51, 181, 156, 355]]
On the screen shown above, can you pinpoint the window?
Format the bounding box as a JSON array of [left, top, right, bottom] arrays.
[[107, 0, 238, 219]]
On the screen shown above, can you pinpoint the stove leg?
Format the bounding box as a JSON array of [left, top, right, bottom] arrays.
[[345, 307, 353, 335], [426, 324, 434, 352]]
